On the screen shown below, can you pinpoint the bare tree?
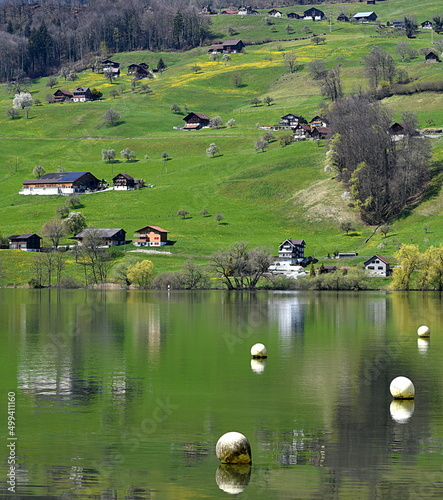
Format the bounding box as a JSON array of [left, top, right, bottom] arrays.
[[33, 165, 45, 178], [283, 52, 298, 73], [101, 108, 121, 127], [41, 217, 68, 249], [363, 46, 396, 89]]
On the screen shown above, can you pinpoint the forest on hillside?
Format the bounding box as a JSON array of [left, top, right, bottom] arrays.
[[0, 0, 362, 80]]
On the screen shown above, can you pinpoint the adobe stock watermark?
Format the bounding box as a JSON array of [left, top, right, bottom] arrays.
[[6, 392, 17, 493]]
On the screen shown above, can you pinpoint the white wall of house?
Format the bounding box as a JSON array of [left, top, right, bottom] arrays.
[[19, 186, 76, 195]]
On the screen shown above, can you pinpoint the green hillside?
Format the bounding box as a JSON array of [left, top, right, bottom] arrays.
[[1, 0, 443, 286]]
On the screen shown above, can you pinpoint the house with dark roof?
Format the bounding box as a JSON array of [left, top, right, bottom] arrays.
[[275, 113, 307, 130], [53, 89, 73, 103], [421, 20, 433, 29], [102, 59, 120, 77], [352, 12, 378, 22], [268, 9, 282, 17], [364, 255, 392, 277], [425, 51, 441, 63], [72, 87, 92, 102], [128, 63, 153, 79], [133, 226, 169, 247], [337, 13, 349, 22], [278, 239, 306, 264], [113, 173, 144, 190], [74, 228, 127, 247], [287, 12, 303, 19], [208, 39, 244, 53], [310, 116, 329, 128], [20, 172, 102, 195], [183, 112, 210, 130], [8, 233, 42, 251], [293, 123, 312, 139], [303, 8, 326, 21]]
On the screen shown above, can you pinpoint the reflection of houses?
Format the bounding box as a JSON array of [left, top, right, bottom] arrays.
[[183, 112, 210, 130], [113, 173, 144, 190], [133, 225, 169, 246], [364, 255, 392, 277], [352, 12, 378, 23], [72, 87, 92, 102], [425, 51, 441, 63], [20, 172, 102, 195], [278, 239, 306, 264], [53, 89, 73, 102], [8, 233, 42, 251], [74, 228, 127, 246], [208, 39, 244, 53], [303, 8, 326, 21]]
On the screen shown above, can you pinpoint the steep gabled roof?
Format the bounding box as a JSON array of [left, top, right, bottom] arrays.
[[364, 255, 391, 266], [9, 233, 42, 240], [135, 225, 169, 234], [75, 228, 125, 239]]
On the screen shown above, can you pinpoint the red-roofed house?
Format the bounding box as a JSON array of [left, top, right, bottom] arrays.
[[133, 226, 169, 246], [183, 112, 210, 130], [364, 255, 392, 277]]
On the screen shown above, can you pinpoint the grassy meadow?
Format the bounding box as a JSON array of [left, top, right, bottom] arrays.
[[1, 0, 443, 286]]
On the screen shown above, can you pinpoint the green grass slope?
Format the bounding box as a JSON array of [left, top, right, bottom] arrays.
[[1, 0, 443, 285]]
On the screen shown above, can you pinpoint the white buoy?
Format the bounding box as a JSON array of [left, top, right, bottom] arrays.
[[390, 376, 415, 399], [216, 432, 252, 464], [390, 400, 415, 424], [250, 343, 267, 358], [417, 325, 430, 337]]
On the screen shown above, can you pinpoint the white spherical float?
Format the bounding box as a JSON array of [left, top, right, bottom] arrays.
[[216, 432, 252, 464], [250, 343, 267, 359], [390, 400, 415, 424], [390, 376, 415, 400], [417, 325, 430, 338]]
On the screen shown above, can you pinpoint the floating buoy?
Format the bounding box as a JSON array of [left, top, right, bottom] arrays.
[[250, 343, 267, 358], [216, 432, 252, 464], [215, 464, 251, 494], [417, 325, 430, 338], [390, 399, 415, 424], [390, 376, 415, 399]]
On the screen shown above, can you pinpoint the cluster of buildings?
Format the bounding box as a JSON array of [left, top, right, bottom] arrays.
[[7, 225, 169, 252]]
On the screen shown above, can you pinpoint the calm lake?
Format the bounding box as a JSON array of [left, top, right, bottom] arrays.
[[1, 289, 443, 499]]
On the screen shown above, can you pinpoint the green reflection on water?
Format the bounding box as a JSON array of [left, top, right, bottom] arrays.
[[1, 289, 443, 499]]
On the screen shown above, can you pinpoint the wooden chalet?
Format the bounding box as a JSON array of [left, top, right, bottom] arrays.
[[287, 12, 303, 19], [102, 59, 120, 77], [208, 39, 244, 53], [276, 113, 307, 130], [74, 228, 127, 247], [8, 233, 42, 251], [53, 89, 73, 103], [311, 126, 330, 140], [303, 8, 326, 21], [20, 171, 102, 196], [278, 239, 306, 264], [352, 12, 378, 22], [133, 226, 169, 247], [72, 87, 92, 102], [183, 112, 210, 130], [364, 255, 392, 277], [337, 13, 349, 22], [421, 21, 433, 29], [310, 116, 329, 128], [388, 122, 405, 135], [293, 123, 312, 139], [238, 6, 258, 15], [268, 9, 282, 17], [113, 173, 143, 190], [128, 63, 153, 78], [425, 51, 441, 63]]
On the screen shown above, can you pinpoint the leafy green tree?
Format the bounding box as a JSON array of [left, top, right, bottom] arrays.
[[283, 52, 298, 73], [101, 108, 121, 127], [215, 213, 224, 224], [206, 142, 220, 158], [340, 221, 355, 235], [391, 244, 420, 290], [419, 245, 443, 290], [66, 211, 87, 235], [90, 88, 103, 100], [33, 164, 45, 178], [404, 17, 418, 38], [120, 147, 136, 162], [127, 260, 155, 288]]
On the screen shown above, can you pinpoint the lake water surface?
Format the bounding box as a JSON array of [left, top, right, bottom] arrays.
[[1, 289, 443, 499]]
